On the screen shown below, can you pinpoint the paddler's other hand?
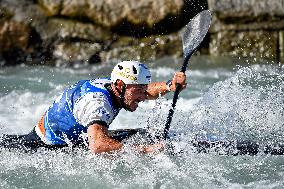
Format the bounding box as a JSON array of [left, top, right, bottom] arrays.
[[169, 72, 187, 92], [137, 141, 165, 154]]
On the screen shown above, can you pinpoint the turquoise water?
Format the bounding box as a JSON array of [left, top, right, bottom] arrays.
[[0, 56, 284, 188]]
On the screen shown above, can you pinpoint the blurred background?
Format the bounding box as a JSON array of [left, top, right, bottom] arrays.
[[0, 0, 283, 67]]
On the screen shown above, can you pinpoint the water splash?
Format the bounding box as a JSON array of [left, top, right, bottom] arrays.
[[186, 64, 284, 145], [1, 60, 284, 188]]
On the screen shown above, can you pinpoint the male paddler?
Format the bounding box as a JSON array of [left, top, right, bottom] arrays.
[[0, 61, 186, 153]]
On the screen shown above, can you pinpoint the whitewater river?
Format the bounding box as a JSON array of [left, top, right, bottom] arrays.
[[0, 56, 283, 188]]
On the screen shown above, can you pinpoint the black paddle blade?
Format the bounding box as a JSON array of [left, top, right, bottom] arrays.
[[182, 10, 212, 58]]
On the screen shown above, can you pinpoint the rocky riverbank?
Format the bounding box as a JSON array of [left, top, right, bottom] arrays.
[[209, 0, 284, 63], [0, 0, 283, 66]]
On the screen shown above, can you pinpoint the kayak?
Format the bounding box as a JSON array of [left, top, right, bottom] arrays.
[[1, 128, 283, 155], [109, 128, 284, 156]]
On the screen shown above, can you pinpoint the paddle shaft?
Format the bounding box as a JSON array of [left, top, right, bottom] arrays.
[[164, 53, 192, 139]]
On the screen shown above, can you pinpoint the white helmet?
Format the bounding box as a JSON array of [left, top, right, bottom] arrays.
[[111, 61, 151, 84]]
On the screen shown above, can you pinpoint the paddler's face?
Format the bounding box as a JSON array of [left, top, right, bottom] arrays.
[[123, 84, 148, 112]]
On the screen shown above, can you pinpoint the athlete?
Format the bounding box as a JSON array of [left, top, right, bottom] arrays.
[[0, 61, 186, 153]]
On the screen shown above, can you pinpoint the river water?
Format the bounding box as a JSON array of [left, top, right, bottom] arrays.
[[0, 56, 283, 188]]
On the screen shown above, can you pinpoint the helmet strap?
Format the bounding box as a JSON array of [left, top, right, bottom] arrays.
[[114, 80, 128, 110]]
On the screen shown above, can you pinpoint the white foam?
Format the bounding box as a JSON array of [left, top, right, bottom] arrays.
[[150, 67, 175, 77], [0, 62, 284, 189], [189, 68, 232, 79], [0, 91, 51, 134], [187, 65, 284, 143]]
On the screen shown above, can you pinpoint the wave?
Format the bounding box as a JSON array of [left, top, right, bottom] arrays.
[[0, 62, 284, 188], [184, 64, 284, 144]]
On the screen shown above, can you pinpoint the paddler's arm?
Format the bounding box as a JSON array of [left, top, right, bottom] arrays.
[[88, 123, 123, 154], [146, 72, 187, 100], [88, 123, 165, 154]]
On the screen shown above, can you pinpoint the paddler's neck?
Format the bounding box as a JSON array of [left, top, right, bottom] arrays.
[[106, 83, 123, 109]]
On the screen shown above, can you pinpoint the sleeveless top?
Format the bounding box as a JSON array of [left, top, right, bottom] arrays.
[[37, 78, 120, 145]]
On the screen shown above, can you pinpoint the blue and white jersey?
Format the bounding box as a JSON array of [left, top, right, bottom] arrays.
[[37, 78, 120, 145]]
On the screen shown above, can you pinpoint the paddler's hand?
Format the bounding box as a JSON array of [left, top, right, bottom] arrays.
[[137, 141, 165, 154], [169, 72, 187, 92]]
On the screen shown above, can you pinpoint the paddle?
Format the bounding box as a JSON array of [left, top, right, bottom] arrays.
[[163, 10, 212, 139]]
